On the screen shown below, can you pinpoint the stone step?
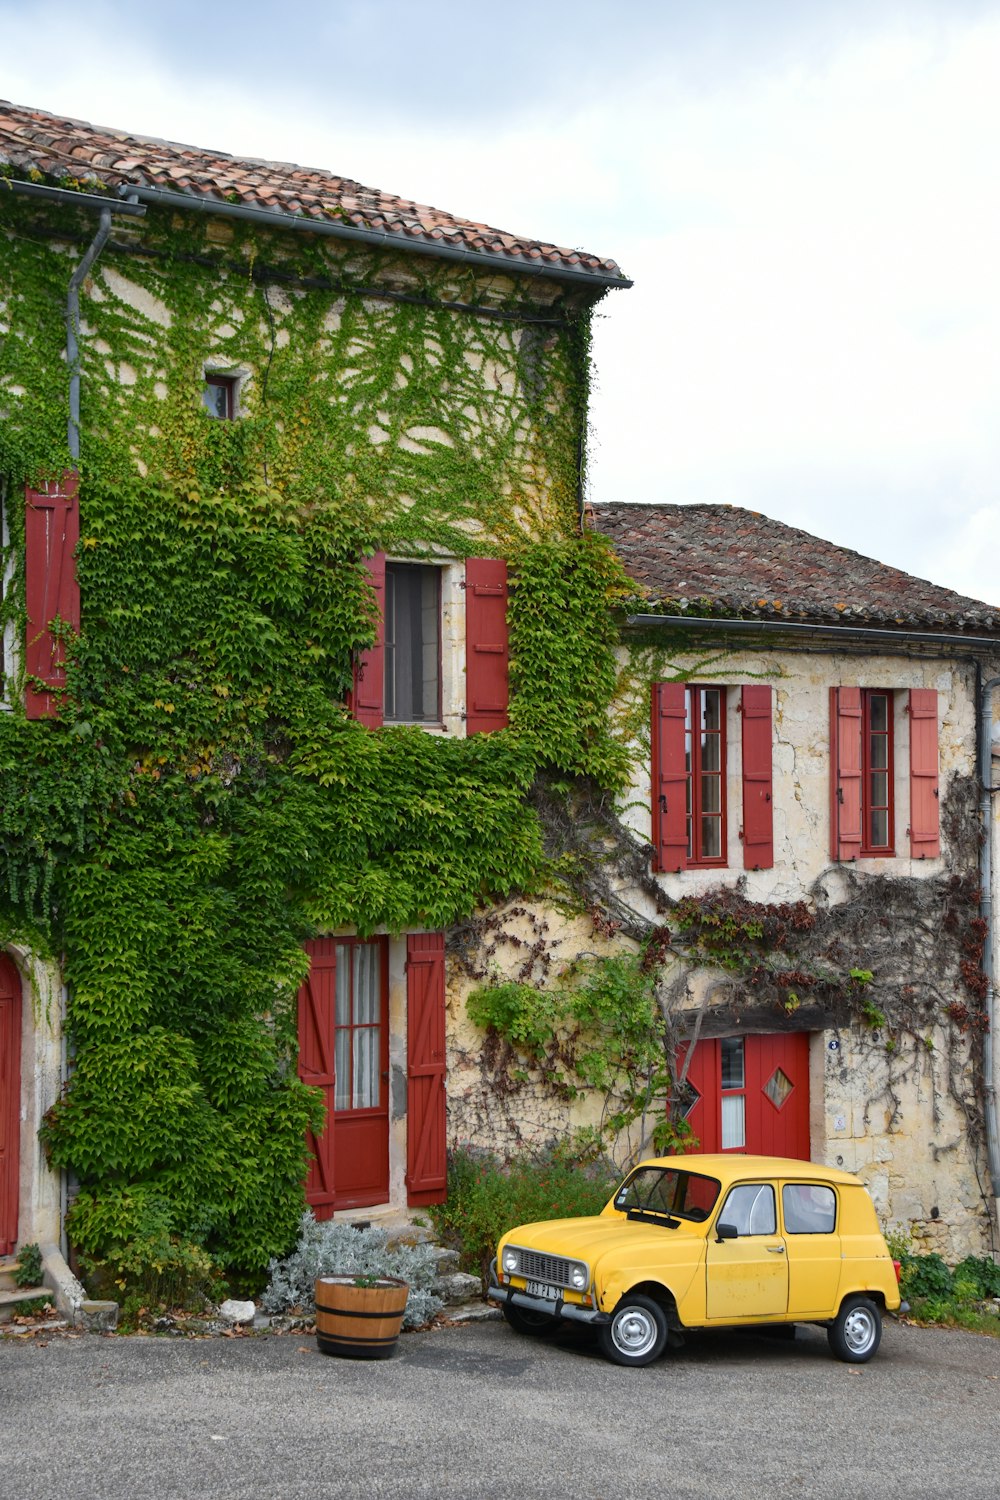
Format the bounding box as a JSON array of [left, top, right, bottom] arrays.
[[0, 1259, 19, 1293], [0, 1285, 52, 1324]]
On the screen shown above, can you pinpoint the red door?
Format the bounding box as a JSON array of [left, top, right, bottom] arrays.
[[299, 938, 390, 1214], [678, 1033, 810, 1160], [0, 956, 22, 1256]]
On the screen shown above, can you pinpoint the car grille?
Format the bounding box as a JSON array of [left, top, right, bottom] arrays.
[[516, 1249, 577, 1287]]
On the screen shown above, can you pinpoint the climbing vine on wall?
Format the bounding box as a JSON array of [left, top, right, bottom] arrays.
[[0, 192, 633, 1272]]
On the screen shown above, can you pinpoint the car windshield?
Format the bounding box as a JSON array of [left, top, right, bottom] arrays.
[[613, 1166, 721, 1222]]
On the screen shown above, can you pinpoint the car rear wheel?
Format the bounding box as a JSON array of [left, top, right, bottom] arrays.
[[501, 1301, 558, 1337], [599, 1294, 669, 1367], [827, 1296, 882, 1363]]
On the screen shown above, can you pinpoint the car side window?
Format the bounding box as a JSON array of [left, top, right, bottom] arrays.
[[782, 1183, 837, 1234], [719, 1183, 776, 1236]]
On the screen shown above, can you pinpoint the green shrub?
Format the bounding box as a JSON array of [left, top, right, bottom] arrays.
[[12, 1242, 43, 1288], [953, 1256, 1000, 1299], [428, 1144, 617, 1284], [899, 1252, 953, 1300]]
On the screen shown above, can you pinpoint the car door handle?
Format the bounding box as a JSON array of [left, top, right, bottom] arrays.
[[766, 1245, 786, 1254]]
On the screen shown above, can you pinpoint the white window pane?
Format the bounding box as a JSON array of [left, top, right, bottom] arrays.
[[721, 1093, 746, 1149], [335, 945, 351, 1026], [353, 1027, 379, 1108], [354, 944, 379, 1024], [720, 1037, 744, 1089], [334, 1029, 351, 1111]]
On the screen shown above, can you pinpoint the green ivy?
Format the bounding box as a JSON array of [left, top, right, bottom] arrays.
[[0, 190, 633, 1271]]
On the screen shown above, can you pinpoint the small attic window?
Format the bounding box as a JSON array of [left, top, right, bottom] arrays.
[[202, 374, 238, 419]]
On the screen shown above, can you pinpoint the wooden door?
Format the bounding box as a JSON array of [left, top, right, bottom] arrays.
[[678, 1033, 810, 1160], [0, 956, 22, 1256], [299, 938, 390, 1214], [405, 933, 447, 1206]]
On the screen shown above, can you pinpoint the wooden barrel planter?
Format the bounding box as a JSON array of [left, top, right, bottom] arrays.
[[314, 1276, 409, 1360]]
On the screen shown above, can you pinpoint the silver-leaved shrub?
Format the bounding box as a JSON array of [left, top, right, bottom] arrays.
[[262, 1214, 443, 1329]]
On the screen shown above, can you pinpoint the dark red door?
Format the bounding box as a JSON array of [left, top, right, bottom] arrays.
[[678, 1033, 810, 1160], [0, 955, 22, 1256], [299, 938, 390, 1214]]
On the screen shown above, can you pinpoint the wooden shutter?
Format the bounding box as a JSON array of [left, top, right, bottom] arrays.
[[830, 687, 863, 861], [740, 685, 773, 870], [349, 552, 385, 728], [24, 472, 80, 719], [651, 682, 688, 872], [297, 940, 337, 1219], [908, 688, 940, 859], [405, 932, 447, 1206], [465, 558, 509, 734], [0, 955, 23, 1257]]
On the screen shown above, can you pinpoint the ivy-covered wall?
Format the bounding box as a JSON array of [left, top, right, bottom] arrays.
[[0, 191, 633, 1273]]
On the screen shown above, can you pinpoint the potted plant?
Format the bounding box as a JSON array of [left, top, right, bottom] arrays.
[[314, 1273, 409, 1359]]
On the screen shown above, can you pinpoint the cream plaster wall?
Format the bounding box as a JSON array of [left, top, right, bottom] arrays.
[[12, 950, 64, 1250]]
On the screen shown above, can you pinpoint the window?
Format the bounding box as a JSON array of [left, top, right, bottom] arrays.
[[782, 1183, 836, 1235], [719, 1183, 777, 1237], [862, 690, 894, 854], [651, 682, 773, 873], [384, 563, 441, 723], [831, 687, 939, 861], [202, 373, 237, 419]]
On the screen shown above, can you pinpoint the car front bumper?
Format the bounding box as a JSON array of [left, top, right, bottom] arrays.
[[486, 1266, 610, 1326]]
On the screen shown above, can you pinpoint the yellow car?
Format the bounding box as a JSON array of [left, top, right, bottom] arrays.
[[487, 1154, 903, 1367]]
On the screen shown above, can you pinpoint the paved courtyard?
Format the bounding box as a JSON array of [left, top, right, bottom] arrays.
[[2, 1315, 998, 1499]]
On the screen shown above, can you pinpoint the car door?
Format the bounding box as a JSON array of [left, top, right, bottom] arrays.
[[704, 1181, 789, 1320], [781, 1180, 842, 1316]]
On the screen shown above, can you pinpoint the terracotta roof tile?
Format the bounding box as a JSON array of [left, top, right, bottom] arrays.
[[590, 502, 1000, 637], [0, 99, 627, 285]]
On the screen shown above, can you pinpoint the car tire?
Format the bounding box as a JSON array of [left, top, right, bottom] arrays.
[[827, 1296, 882, 1363], [598, 1294, 669, 1367], [501, 1301, 558, 1337]]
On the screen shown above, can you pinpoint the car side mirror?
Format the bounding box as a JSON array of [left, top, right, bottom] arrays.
[[715, 1222, 738, 1242]]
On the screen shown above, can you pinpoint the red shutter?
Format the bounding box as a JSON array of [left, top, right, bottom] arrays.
[[24, 472, 80, 719], [297, 940, 336, 1219], [740, 685, 773, 870], [349, 552, 385, 728], [405, 932, 447, 1206], [0, 956, 23, 1257], [465, 558, 509, 734], [651, 682, 688, 872], [830, 687, 862, 861], [908, 688, 940, 859]]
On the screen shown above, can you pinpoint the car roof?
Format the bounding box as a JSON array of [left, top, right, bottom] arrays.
[[639, 1154, 864, 1187]]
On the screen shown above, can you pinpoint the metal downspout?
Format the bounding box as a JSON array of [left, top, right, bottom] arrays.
[[66, 207, 112, 460], [978, 675, 1000, 1215]]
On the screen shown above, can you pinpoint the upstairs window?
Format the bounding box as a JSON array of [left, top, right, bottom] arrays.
[[202, 373, 238, 419], [685, 685, 726, 864], [651, 682, 773, 873], [831, 687, 937, 861], [384, 563, 440, 724], [861, 690, 894, 854]]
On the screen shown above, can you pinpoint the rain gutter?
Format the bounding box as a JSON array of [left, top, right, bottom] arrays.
[[118, 183, 633, 291], [624, 614, 1000, 656], [977, 674, 1000, 1208]]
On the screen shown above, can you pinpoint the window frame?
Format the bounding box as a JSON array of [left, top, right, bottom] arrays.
[[860, 688, 895, 857], [383, 561, 443, 726], [202, 372, 238, 420], [685, 684, 728, 868]]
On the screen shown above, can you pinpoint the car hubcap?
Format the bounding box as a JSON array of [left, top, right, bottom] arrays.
[[843, 1307, 876, 1354], [612, 1307, 657, 1357]]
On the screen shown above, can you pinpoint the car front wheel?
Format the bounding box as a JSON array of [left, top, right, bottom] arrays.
[[599, 1294, 669, 1367], [501, 1301, 558, 1337], [827, 1296, 882, 1363]]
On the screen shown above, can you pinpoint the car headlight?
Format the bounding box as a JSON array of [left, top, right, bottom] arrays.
[[502, 1247, 521, 1275], [569, 1265, 588, 1290]]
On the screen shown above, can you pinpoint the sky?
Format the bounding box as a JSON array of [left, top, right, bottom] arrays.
[[3, 0, 999, 603]]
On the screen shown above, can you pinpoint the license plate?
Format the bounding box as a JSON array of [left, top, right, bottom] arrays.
[[525, 1279, 559, 1302]]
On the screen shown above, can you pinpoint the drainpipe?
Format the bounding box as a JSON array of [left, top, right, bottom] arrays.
[[66, 207, 112, 461], [977, 675, 1000, 1222]]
